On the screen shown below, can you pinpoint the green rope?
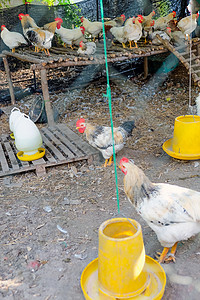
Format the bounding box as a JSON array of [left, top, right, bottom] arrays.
[[99, 0, 120, 213]]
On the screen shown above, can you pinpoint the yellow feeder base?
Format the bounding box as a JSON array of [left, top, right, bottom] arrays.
[[17, 148, 45, 161], [81, 256, 166, 300], [10, 133, 15, 139], [163, 138, 200, 160]]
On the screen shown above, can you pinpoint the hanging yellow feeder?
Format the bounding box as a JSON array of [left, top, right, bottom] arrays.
[[81, 218, 166, 300], [163, 115, 200, 160]]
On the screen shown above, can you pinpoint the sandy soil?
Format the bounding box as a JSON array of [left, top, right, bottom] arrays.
[[0, 63, 200, 300]]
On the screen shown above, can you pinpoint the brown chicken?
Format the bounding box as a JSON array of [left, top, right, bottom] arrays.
[[142, 10, 155, 26], [119, 157, 200, 263], [80, 16, 102, 39], [154, 11, 176, 30], [105, 14, 126, 27], [76, 119, 135, 167]]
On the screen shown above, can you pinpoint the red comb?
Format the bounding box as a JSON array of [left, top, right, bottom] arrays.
[[76, 118, 85, 126], [120, 157, 129, 165], [55, 17, 63, 23]]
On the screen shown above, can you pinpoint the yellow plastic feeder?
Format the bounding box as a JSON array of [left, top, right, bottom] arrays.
[[163, 115, 200, 160], [81, 218, 166, 300]]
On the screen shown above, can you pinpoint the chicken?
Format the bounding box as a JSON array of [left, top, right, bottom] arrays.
[[0, 25, 27, 52], [142, 11, 156, 26], [105, 14, 126, 27], [110, 25, 127, 48], [18, 14, 63, 55], [119, 157, 200, 263], [177, 13, 199, 41], [76, 119, 135, 167], [149, 27, 171, 45], [154, 11, 176, 31], [124, 16, 136, 26], [143, 19, 155, 43], [55, 26, 85, 49], [80, 16, 102, 39], [124, 15, 143, 48], [77, 41, 96, 55]]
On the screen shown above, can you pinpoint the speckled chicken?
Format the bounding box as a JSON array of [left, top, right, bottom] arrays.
[[119, 157, 200, 263], [77, 41, 96, 55], [76, 119, 135, 167]]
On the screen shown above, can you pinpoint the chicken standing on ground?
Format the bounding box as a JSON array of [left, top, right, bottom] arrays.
[[1, 25, 27, 52], [177, 13, 199, 41], [56, 25, 85, 49], [119, 157, 200, 263], [154, 11, 176, 31], [76, 119, 135, 167], [77, 41, 96, 55], [80, 16, 102, 39]]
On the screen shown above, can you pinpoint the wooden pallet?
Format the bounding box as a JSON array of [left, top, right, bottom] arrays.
[[0, 123, 99, 177]]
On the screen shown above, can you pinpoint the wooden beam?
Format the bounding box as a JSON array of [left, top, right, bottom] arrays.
[[2, 56, 15, 105], [40, 69, 55, 127], [2, 50, 45, 64], [143, 56, 148, 79]]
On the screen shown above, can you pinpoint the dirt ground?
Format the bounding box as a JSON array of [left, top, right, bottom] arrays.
[[0, 62, 200, 300]]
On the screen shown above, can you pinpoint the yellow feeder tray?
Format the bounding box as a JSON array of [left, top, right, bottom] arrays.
[[10, 133, 15, 139], [81, 256, 166, 300], [163, 115, 200, 160], [17, 147, 45, 161], [81, 218, 166, 300]]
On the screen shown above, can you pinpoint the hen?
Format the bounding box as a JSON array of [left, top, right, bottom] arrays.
[[124, 15, 143, 48], [56, 25, 85, 49], [105, 14, 126, 27], [80, 17, 102, 39], [1, 25, 27, 52], [177, 13, 199, 40], [149, 27, 171, 45], [77, 41, 96, 55], [76, 119, 135, 167], [119, 157, 200, 263], [154, 11, 176, 31]]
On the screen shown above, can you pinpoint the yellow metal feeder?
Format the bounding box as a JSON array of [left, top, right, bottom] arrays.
[[81, 218, 166, 300], [163, 115, 200, 160]]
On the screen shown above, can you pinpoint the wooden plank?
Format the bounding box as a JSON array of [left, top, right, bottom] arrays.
[[0, 143, 9, 172], [4, 142, 19, 170], [56, 124, 98, 155], [42, 127, 75, 158], [2, 50, 44, 64], [40, 69, 55, 127], [3, 57, 15, 104], [41, 133, 66, 161], [49, 127, 85, 157]]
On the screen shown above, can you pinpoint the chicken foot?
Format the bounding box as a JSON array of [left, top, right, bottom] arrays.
[[12, 48, 15, 53], [156, 242, 178, 263], [104, 156, 113, 167]]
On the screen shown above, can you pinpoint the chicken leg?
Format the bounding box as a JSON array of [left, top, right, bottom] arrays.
[[104, 156, 113, 167], [157, 242, 178, 263], [12, 48, 15, 53]]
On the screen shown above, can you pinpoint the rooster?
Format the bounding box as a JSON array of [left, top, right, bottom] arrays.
[[76, 119, 135, 167], [1, 25, 27, 52], [80, 16, 102, 39], [77, 41, 96, 55], [154, 11, 176, 31], [55, 25, 85, 49], [119, 157, 200, 263], [177, 13, 199, 41], [18, 14, 63, 55]]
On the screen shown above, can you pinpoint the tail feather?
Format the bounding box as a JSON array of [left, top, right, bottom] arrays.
[[119, 121, 135, 136]]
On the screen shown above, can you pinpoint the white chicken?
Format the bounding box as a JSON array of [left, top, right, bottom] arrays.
[[119, 157, 200, 263], [55, 25, 85, 49], [80, 16, 102, 38], [124, 15, 143, 48], [110, 25, 127, 48], [1, 25, 27, 52], [177, 13, 199, 40], [149, 27, 171, 45], [77, 41, 96, 55]]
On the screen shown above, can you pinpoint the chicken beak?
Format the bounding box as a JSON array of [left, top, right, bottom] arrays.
[[119, 165, 121, 169], [76, 127, 80, 129]]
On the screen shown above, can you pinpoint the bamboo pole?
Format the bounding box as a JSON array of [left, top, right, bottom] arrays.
[[2, 56, 15, 105], [40, 69, 55, 127], [143, 56, 148, 79]]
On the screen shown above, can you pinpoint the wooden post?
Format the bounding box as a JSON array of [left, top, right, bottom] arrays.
[[144, 56, 148, 79], [3, 56, 15, 105], [40, 68, 55, 127]]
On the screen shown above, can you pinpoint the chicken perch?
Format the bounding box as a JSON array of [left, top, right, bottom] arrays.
[[76, 119, 135, 167], [119, 157, 200, 263]]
